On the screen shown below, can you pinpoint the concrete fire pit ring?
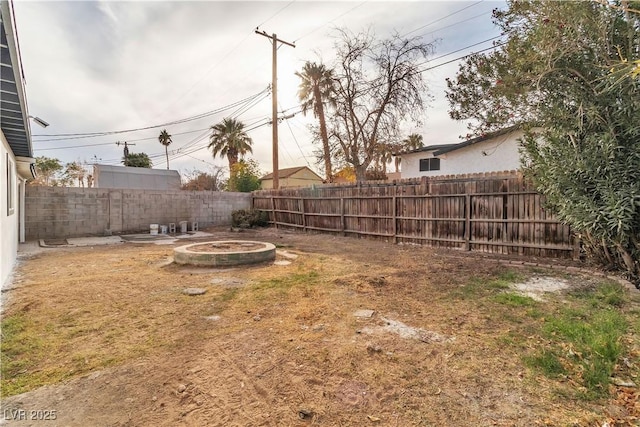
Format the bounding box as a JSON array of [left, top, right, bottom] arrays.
[[173, 240, 276, 267]]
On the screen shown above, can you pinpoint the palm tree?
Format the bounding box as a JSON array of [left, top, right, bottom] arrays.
[[404, 133, 424, 151], [158, 129, 172, 170], [296, 61, 335, 182], [374, 142, 394, 173], [208, 118, 253, 171], [394, 133, 424, 173]]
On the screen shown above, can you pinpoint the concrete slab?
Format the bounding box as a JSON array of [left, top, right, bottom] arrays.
[[36, 230, 216, 249], [277, 250, 299, 260], [66, 236, 123, 246], [40, 236, 124, 247], [175, 231, 214, 239]]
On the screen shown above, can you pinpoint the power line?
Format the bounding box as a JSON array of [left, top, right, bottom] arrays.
[[38, 141, 116, 151], [84, 114, 277, 167], [153, 3, 297, 121], [417, 35, 502, 69], [419, 10, 492, 39], [167, 111, 282, 165], [150, 30, 259, 120], [280, 102, 311, 168], [35, 127, 213, 150], [402, 0, 485, 38], [257, 1, 296, 28], [419, 41, 505, 74], [40, 35, 504, 159], [293, 0, 368, 42], [171, 128, 212, 154], [47, 38, 507, 167], [227, 88, 272, 119], [32, 87, 270, 139]]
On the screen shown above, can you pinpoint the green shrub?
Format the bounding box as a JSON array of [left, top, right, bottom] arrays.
[[231, 209, 269, 228]]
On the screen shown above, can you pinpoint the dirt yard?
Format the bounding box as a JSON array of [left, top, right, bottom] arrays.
[[1, 227, 638, 426]]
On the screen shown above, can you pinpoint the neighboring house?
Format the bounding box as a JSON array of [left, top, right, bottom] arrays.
[[1, 1, 36, 286], [260, 166, 324, 189], [397, 127, 523, 179], [93, 164, 181, 190]]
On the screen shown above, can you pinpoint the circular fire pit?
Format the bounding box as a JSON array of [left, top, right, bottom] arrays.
[[173, 240, 276, 267]]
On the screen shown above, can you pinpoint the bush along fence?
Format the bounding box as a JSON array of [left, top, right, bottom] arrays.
[[252, 171, 579, 259]]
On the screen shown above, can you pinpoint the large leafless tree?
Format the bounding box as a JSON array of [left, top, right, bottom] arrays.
[[326, 29, 434, 181]]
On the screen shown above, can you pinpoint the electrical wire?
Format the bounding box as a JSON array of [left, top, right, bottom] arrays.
[[292, 0, 368, 42], [227, 89, 271, 119], [35, 127, 213, 150], [151, 1, 296, 122], [416, 35, 502, 69], [279, 102, 311, 168], [32, 87, 270, 140], [419, 10, 492, 39], [43, 33, 507, 169], [402, 0, 485, 38], [41, 37, 505, 161], [257, 1, 296, 29], [418, 41, 505, 74]]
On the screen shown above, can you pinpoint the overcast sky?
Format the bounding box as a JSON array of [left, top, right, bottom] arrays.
[[13, 0, 504, 179]]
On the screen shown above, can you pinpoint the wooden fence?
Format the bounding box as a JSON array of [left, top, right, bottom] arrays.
[[252, 171, 578, 259]]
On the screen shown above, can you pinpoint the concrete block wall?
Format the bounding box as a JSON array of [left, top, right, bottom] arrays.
[[25, 186, 252, 240]]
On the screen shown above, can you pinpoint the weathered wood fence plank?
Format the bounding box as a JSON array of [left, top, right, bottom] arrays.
[[252, 171, 577, 258]]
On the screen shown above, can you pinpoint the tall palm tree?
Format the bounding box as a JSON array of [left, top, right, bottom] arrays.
[[404, 133, 424, 151], [208, 118, 253, 171], [158, 129, 172, 170], [296, 61, 335, 182], [395, 133, 424, 173], [374, 142, 394, 173]]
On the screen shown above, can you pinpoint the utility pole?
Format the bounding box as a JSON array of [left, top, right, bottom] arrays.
[[255, 29, 295, 190], [116, 141, 135, 159]]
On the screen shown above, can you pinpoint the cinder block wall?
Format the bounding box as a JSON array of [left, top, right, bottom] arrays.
[[25, 186, 252, 240]]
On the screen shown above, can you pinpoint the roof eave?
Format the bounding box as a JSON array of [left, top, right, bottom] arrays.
[[433, 126, 521, 156], [0, 0, 33, 158]]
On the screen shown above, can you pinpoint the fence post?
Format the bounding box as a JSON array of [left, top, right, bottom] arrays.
[[340, 197, 346, 236], [300, 197, 306, 232], [392, 195, 397, 244], [464, 193, 471, 251], [271, 196, 277, 230], [572, 230, 581, 261]]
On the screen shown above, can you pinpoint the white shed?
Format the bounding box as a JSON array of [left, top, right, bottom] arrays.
[[93, 164, 182, 190]]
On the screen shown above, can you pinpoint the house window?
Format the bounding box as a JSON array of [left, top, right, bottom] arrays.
[[419, 158, 440, 172], [6, 153, 15, 216]]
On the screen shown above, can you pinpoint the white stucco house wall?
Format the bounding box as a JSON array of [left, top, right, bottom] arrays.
[[1, 1, 36, 287], [397, 127, 524, 179]]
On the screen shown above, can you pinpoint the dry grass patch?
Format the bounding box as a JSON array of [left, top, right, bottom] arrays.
[[1, 230, 638, 426]]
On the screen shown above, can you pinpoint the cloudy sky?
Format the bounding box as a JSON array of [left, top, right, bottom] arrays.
[[13, 0, 504, 179]]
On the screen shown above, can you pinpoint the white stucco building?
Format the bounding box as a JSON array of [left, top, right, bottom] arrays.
[[397, 127, 524, 179], [1, 1, 36, 286], [93, 164, 182, 190]]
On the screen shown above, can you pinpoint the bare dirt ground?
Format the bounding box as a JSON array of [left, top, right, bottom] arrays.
[[1, 227, 638, 426]]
